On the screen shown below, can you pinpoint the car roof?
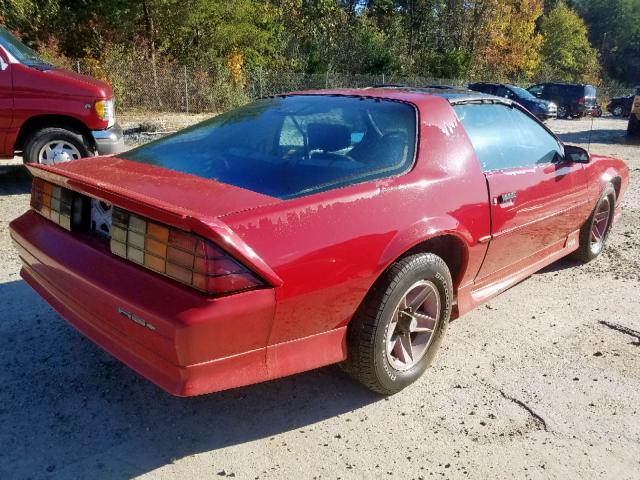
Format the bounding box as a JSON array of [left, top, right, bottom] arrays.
[[470, 82, 526, 90], [531, 82, 594, 87], [278, 86, 503, 106]]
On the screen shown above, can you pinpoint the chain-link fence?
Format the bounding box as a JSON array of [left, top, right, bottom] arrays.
[[71, 59, 634, 115]]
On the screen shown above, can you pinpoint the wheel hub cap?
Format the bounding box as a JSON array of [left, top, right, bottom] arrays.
[[386, 280, 441, 371], [38, 141, 82, 165]]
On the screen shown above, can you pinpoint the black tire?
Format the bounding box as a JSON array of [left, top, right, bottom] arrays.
[[557, 105, 570, 119], [572, 184, 615, 263], [23, 127, 93, 164], [343, 253, 452, 395], [613, 105, 623, 117], [628, 114, 640, 138]]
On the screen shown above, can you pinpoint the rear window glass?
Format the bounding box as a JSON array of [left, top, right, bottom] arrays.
[[566, 84, 595, 98], [123, 96, 417, 199]]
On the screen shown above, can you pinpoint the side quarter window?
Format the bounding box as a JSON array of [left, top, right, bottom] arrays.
[[454, 103, 562, 171], [494, 86, 513, 99], [528, 85, 544, 96], [481, 85, 496, 95]]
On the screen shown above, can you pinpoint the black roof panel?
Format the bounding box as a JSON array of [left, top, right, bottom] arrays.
[[363, 85, 500, 104]]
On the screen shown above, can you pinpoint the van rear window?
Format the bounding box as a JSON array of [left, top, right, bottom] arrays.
[[122, 96, 417, 199]]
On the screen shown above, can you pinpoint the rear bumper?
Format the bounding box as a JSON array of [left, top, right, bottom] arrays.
[[9, 211, 276, 396], [576, 104, 594, 116], [91, 123, 125, 156]]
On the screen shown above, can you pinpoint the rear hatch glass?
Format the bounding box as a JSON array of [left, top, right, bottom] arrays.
[[584, 85, 597, 104], [565, 84, 595, 105], [122, 95, 417, 199]]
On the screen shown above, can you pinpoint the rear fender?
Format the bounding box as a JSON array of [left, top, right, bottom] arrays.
[[378, 215, 472, 277]]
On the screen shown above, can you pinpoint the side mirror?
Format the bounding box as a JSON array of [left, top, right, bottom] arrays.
[[564, 145, 590, 163]]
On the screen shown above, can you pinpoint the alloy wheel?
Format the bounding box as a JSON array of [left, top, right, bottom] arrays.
[[590, 197, 611, 254], [558, 105, 568, 119], [385, 280, 441, 371]]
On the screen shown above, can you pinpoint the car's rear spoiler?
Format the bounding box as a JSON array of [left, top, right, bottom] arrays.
[[26, 163, 284, 288]]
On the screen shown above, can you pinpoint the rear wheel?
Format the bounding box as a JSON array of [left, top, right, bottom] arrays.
[[572, 184, 615, 263], [613, 105, 623, 117], [23, 127, 93, 164], [343, 253, 452, 395], [557, 105, 569, 119]]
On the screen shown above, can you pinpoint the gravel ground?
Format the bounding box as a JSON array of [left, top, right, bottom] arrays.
[[0, 116, 638, 480]]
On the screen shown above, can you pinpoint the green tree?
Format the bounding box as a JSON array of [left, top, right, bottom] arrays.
[[140, 0, 284, 69], [0, 0, 60, 43], [537, 1, 600, 83], [574, 0, 640, 84], [343, 14, 402, 74], [471, 0, 543, 81]]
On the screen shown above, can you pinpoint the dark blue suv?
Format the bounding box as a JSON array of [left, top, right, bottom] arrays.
[[468, 82, 557, 120]]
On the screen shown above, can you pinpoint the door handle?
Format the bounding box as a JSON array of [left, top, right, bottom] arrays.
[[493, 192, 517, 205]]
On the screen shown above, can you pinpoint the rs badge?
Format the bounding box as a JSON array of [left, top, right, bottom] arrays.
[[117, 307, 156, 331]]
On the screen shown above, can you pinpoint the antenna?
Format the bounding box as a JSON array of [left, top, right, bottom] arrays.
[[587, 110, 595, 154]]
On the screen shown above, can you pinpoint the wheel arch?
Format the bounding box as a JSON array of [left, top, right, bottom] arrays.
[[610, 176, 621, 201], [397, 234, 468, 291], [377, 217, 473, 296], [597, 167, 624, 206], [14, 115, 95, 152]]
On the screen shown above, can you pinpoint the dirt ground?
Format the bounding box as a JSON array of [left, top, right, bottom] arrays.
[[0, 116, 638, 480]]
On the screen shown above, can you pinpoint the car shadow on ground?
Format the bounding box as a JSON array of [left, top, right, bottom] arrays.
[[0, 279, 381, 479], [0, 164, 31, 196], [556, 128, 638, 146], [537, 257, 581, 273]]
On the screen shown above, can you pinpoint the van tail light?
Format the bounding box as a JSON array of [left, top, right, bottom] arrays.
[[110, 207, 263, 295], [578, 96, 585, 105], [30, 178, 73, 230]]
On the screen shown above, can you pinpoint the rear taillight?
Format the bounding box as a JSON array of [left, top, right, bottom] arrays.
[[31, 178, 73, 230], [110, 207, 263, 295], [30, 179, 263, 295], [578, 96, 585, 105]]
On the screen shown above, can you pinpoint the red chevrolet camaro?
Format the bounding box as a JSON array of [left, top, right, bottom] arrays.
[[10, 88, 629, 396]]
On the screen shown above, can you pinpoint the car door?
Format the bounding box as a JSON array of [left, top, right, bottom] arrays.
[[0, 47, 13, 156], [454, 102, 588, 282]]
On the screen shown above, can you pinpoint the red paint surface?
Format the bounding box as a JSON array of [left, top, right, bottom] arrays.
[[9, 89, 630, 396]]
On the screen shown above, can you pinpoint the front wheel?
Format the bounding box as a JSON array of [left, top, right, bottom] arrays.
[[343, 253, 452, 395], [628, 114, 640, 138], [23, 127, 93, 164], [572, 184, 615, 263]]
